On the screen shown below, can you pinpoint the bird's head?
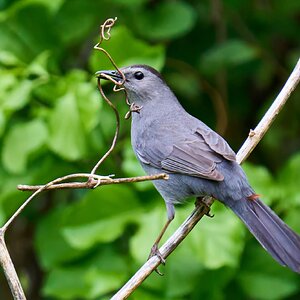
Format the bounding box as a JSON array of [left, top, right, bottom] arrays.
[[96, 65, 171, 106]]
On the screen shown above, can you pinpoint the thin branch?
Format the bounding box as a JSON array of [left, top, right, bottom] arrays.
[[111, 57, 300, 300], [17, 174, 168, 191], [0, 233, 26, 300], [3, 174, 112, 232], [89, 77, 121, 176]]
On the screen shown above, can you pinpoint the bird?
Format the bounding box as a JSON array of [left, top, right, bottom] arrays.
[[96, 64, 300, 273]]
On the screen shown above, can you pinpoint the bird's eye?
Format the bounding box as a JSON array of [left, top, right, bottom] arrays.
[[134, 71, 144, 80]]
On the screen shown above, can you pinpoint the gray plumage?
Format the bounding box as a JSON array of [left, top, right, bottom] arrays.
[[97, 65, 300, 273]]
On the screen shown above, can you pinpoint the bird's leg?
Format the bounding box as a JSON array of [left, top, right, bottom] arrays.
[[148, 219, 172, 263], [195, 196, 214, 218], [148, 202, 175, 275]]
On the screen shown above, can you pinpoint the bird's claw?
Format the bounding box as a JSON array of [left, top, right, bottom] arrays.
[[148, 244, 166, 276], [195, 196, 214, 217], [205, 211, 214, 218], [148, 244, 165, 264]]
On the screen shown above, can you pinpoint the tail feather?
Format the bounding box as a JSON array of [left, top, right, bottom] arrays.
[[229, 198, 300, 273]]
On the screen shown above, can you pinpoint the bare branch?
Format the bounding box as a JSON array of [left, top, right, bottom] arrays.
[[89, 78, 121, 176], [111, 58, 300, 300], [17, 174, 168, 191], [0, 233, 26, 300], [3, 174, 110, 232]]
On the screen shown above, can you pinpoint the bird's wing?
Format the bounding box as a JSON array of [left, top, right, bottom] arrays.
[[195, 127, 236, 161], [136, 127, 236, 182]]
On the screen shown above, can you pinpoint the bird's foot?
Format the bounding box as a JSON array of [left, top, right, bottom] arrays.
[[148, 243, 165, 276], [148, 244, 165, 264], [195, 196, 214, 218]]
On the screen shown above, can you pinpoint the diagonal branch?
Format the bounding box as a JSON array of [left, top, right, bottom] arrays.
[[111, 57, 300, 300]]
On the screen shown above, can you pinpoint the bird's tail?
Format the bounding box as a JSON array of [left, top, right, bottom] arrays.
[[228, 197, 300, 273]]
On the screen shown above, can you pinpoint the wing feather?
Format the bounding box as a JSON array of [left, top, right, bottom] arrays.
[[161, 143, 224, 181], [196, 128, 236, 161], [136, 127, 236, 182]]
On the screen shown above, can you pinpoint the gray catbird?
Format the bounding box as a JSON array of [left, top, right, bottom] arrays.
[[97, 65, 300, 273]]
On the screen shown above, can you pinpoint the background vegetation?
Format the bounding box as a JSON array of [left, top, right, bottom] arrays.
[[0, 0, 300, 299]]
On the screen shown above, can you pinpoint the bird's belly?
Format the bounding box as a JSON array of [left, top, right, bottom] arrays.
[[141, 163, 208, 204], [140, 160, 254, 206]]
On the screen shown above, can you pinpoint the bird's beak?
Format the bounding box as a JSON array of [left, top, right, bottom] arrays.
[[95, 70, 123, 83]]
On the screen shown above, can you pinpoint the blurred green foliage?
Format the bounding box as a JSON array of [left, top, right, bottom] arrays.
[[0, 0, 300, 299]]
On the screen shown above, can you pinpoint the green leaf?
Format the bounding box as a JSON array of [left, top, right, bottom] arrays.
[[130, 205, 167, 264], [35, 205, 83, 269], [200, 40, 258, 75], [0, 110, 6, 137], [44, 268, 123, 299], [0, 2, 59, 62], [130, 202, 245, 269], [185, 202, 245, 269], [0, 166, 34, 222], [48, 92, 87, 160], [122, 141, 152, 190], [164, 247, 204, 298], [0, 50, 23, 66], [144, 243, 205, 298], [277, 153, 300, 208], [89, 26, 165, 72], [238, 244, 300, 300], [43, 248, 128, 299], [1, 79, 32, 113], [35, 186, 140, 270], [45, 70, 102, 160], [25, 51, 50, 79], [53, 0, 108, 45], [192, 267, 236, 300], [166, 72, 201, 99], [2, 0, 64, 14], [62, 217, 131, 250], [133, 1, 197, 40], [111, 0, 147, 7], [73, 80, 101, 133], [62, 185, 141, 249], [0, 203, 5, 227], [131, 290, 163, 300], [2, 119, 47, 173]]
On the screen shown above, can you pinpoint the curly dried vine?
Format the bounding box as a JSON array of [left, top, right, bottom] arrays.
[[91, 17, 134, 175]]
